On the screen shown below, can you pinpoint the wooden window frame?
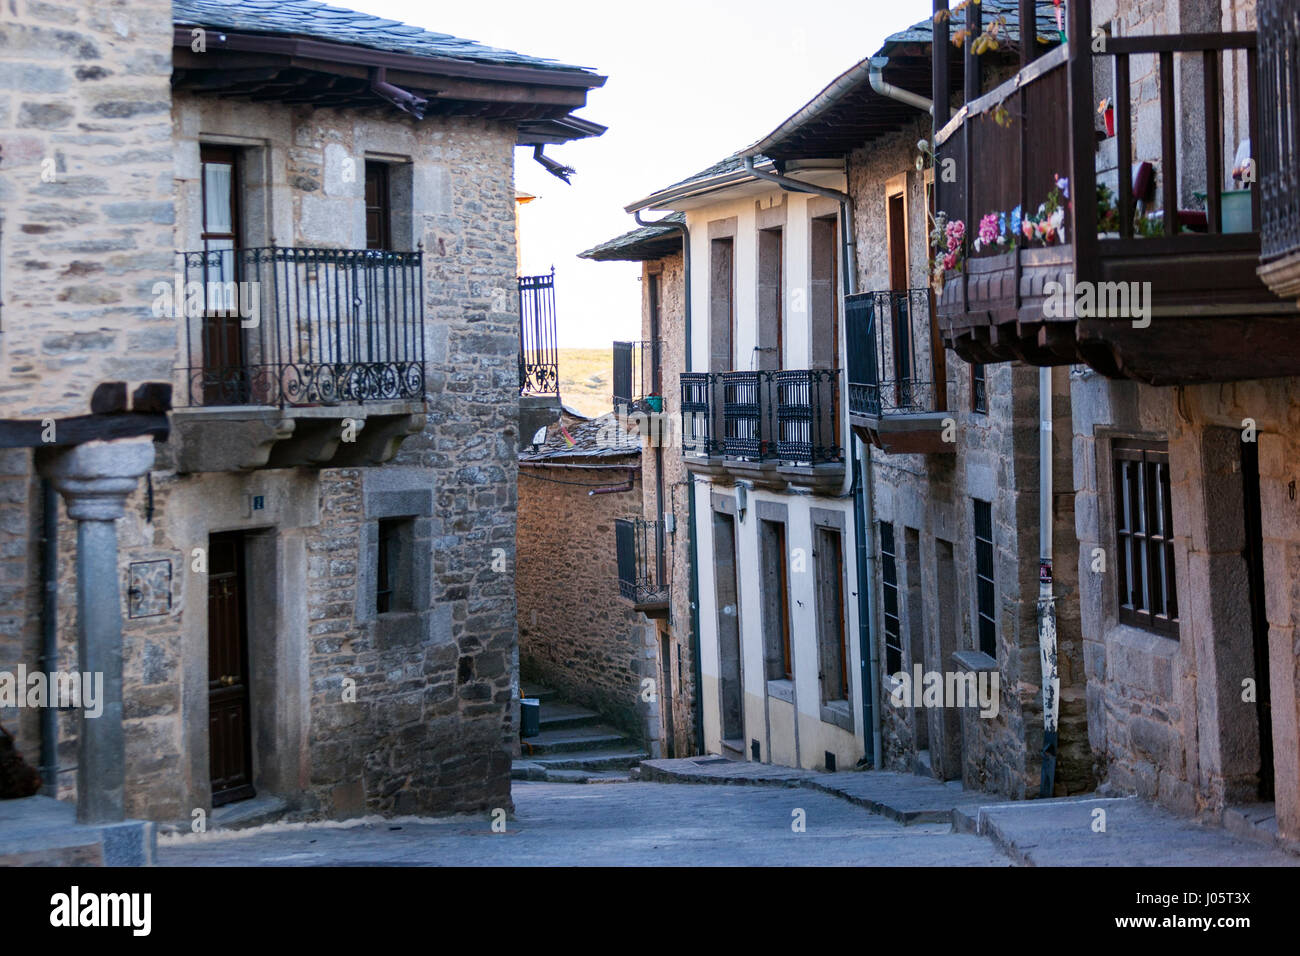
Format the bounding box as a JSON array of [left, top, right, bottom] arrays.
[[971, 363, 987, 414], [880, 521, 903, 675], [365, 159, 392, 251], [1112, 440, 1180, 637]]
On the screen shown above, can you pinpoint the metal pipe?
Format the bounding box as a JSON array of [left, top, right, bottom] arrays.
[[39, 479, 58, 795], [1038, 365, 1059, 796], [869, 57, 934, 114], [635, 210, 705, 756]]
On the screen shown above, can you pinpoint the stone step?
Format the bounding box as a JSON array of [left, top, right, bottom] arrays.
[[519, 683, 557, 702], [525, 749, 650, 772], [519, 725, 630, 756], [510, 762, 635, 784], [537, 701, 603, 731]]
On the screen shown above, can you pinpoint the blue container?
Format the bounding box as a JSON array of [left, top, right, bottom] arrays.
[[520, 698, 540, 737]]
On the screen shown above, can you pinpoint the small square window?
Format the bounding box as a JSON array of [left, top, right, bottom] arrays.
[[1113, 440, 1179, 636]]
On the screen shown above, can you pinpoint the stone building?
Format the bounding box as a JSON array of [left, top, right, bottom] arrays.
[[515, 410, 663, 750], [933, 0, 1300, 846], [736, 5, 1092, 797], [1, 0, 603, 824], [580, 212, 698, 758]]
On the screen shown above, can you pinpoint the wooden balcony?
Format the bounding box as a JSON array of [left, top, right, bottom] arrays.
[[846, 289, 952, 454], [934, 8, 1298, 386]]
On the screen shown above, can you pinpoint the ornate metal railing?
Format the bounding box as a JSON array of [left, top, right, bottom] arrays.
[[846, 289, 942, 418], [1260, 0, 1300, 262], [613, 339, 657, 411], [519, 270, 559, 395], [615, 517, 669, 606], [774, 369, 841, 464], [680, 372, 718, 457], [179, 245, 424, 407], [679, 369, 841, 465]]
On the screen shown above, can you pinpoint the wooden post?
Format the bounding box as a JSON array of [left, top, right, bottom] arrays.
[[934, 1, 950, 128], [1068, 0, 1099, 285], [1020, 0, 1040, 70]]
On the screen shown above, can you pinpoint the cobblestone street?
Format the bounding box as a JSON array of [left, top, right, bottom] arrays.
[[157, 782, 1011, 867]]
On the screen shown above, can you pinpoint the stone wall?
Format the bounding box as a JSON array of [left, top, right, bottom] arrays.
[[0, 0, 176, 783], [516, 453, 650, 743]]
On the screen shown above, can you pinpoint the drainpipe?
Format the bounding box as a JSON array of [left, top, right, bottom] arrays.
[[634, 211, 705, 755], [39, 479, 58, 795], [1038, 366, 1060, 796], [868, 57, 935, 114], [740, 156, 880, 768]]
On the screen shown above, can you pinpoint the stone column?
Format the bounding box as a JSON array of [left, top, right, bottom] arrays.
[[39, 438, 155, 824]]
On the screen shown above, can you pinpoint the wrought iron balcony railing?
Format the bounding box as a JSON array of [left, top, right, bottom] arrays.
[[615, 516, 669, 609], [1260, 0, 1300, 264], [179, 245, 425, 408], [845, 289, 942, 419], [613, 339, 660, 411], [679, 369, 842, 466], [519, 270, 559, 396]]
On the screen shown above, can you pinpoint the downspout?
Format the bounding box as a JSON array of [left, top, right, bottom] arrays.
[[868, 57, 935, 115], [39, 479, 58, 794], [635, 210, 704, 755], [1038, 366, 1059, 796], [740, 156, 880, 768]]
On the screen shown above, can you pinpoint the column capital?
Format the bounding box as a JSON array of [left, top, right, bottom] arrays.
[[38, 438, 155, 521]]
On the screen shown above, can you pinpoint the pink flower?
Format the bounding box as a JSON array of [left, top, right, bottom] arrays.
[[942, 251, 957, 271], [945, 219, 965, 253], [1022, 220, 1034, 240], [978, 213, 999, 246]]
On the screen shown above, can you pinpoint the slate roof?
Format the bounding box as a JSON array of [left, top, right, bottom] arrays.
[[172, 0, 598, 75], [579, 212, 685, 262], [518, 411, 640, 463]]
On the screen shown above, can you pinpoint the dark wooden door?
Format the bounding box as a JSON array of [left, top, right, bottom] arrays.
[[199, 146, 247, 405], [208, 532, 255, 806]]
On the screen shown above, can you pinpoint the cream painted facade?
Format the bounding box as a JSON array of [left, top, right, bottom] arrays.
[[676, 177, 866, 770]]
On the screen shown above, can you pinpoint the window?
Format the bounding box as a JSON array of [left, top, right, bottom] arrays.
[[376, 517, 412, 614], [199, 145, 245, 403], [1113, 440, 1179, 636], [810, 215, 839, 370], [973, 499, 996, 657], [972, 363, 987, 414], [880, 522, 903, 675], [709, 236, 735, 370], [757, 227, 783, 370], [365, 160, 391, 250], [815, 526, 849, 702], [760, 519, 793, 680]]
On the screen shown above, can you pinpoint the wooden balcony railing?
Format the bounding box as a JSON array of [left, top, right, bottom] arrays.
[[934, 3, 1292, 385]]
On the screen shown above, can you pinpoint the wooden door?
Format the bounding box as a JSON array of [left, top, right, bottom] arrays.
[[1242, 440, 1274, 800], [208, 532, 255, 806], [199, 146, 247, 404]]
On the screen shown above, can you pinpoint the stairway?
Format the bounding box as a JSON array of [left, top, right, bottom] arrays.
[[512, 684, 649, 783]]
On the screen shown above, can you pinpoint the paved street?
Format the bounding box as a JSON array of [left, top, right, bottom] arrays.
[[158, 781, 1011, 866]]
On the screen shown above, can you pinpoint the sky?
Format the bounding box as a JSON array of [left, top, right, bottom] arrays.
[[343, 0, 934, 347]]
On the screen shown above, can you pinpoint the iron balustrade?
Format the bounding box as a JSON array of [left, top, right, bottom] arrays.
[[615, 517, 669, 606], [680, 372, 719, 457], [1260, 0, 1300, 263], [679, 369, 842, 465], [180, 245, 425, 407], [845, 290, 941, 418], [519, 270, 559, 395], [774, 369, 841, 464], [612, 339, 657, 410]]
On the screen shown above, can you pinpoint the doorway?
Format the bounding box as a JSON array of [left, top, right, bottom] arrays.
[[208, 531, 255, 806], [713, 511, 744, 748], [659, 630, 676, 759], [1242, 439, 1274, 801]]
